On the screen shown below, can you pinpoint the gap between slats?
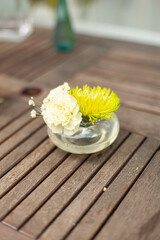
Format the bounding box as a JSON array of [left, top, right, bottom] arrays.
[[0, 124, 46, 178], [45, 136, 146, 240], [0, 106, 29, 132], [25, 45, 86, 82], [91, 148, 160, 240], [17, 154, 91, 231], [64, 139, 159, 240], [102, 54, 160, 73], [0, 109, 33, 144], [0, 138, 56, 198], [0, 150, 70, 220], [35, 134, 147, 240], [4, 38, 52, 75], [93, 150, 160, 240], [0, 120, 44, 161], [1, 129, 128, 234], [0, 31, 50, 66], [18, 131, 131, 238], [13, 44, 85, 82]]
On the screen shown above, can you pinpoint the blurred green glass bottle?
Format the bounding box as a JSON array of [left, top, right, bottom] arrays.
[[54, 0, 75, 51]]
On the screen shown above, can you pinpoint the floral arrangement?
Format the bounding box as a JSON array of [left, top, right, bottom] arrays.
[[29, 83, 120, 135]]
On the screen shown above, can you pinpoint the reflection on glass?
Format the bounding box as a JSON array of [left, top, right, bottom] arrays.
[[0, 0, 33, 41]]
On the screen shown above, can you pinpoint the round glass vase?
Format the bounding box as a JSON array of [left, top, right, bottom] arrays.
[[47, 114, 120, 154]]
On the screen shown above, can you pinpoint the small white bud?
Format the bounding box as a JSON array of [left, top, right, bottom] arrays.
[[30, 109, 37, 118], [28, 99, 35, 106]]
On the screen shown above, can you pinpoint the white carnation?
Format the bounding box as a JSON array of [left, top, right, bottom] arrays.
[[41, 83, 82, 135]]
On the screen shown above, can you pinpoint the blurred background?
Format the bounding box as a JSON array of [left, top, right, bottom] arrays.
[[0, 0, 160, 46]]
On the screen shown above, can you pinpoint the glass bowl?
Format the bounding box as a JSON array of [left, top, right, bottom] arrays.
[[47, 114, 119, 154]]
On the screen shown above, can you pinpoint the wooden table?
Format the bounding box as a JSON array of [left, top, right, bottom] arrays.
[[0, 28, 160, 240]]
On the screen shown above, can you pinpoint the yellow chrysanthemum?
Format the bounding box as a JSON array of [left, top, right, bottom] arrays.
[[69, 85, 120, 124]]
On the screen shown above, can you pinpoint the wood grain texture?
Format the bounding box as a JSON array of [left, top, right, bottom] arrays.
[[117, 106, 160, 141], [21, 130, 129, 237], [0, 139, 54, 198], [36, 46, 105, 87], [0, 223, 32, 240], [88, 66, 160, 98], [66, 138, 159, 240], [73, 70, 160, 101], [95, 151, 160, 240], [40, 134, 144, 240], [0, 29, 160, 240], [0, 118, 43, 159], [96, 57, 160, 88], [5, 38, 51, 75], [104, 47, 160, 68], [99, 57, 160, 86], [3, 153, 88, 228], [0, 126, 46, 178], [0, 146, 68, 220], [78, 34, 160, 54], [0, 74, 26, 96], [0, 98, 28, 130], [0, 110, 31, 144]]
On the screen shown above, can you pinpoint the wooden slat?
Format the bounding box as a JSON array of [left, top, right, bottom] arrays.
[[35, 46, 105, 87], [100, 56, 160, 81], [0, 139, 54, 198], [66, 138, 159, 240], [39, 133, 144, 240], [117, 92, 160, 116], [3, 38, 51, 74], [1, 29, 160, 240], [0, 30, 49, 61], [0, 126, 46, 178], [0, 74, 26, 95], [22, 44, 85, 81], [0, 118, 43, 159], [14, 49, 58, 79], [0, 33, 37, 60], [20, 130, 129, 237], [105, 47, 160, 68], [3, 154, 89, 229], [0, 147, 69, 220], [0, 98, 28, 130], [97, 59, 160, 87], [144, 219, 160, 240], [0, 42, 18, 55], [0, 73, 49, 106], [117, 106, 160, 141], [78, 34, 160, 54], [0, 223, 32, 240], [116, 91, 160, 116], [95, 150, 160, 240], [0, 110, 31, 144]]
